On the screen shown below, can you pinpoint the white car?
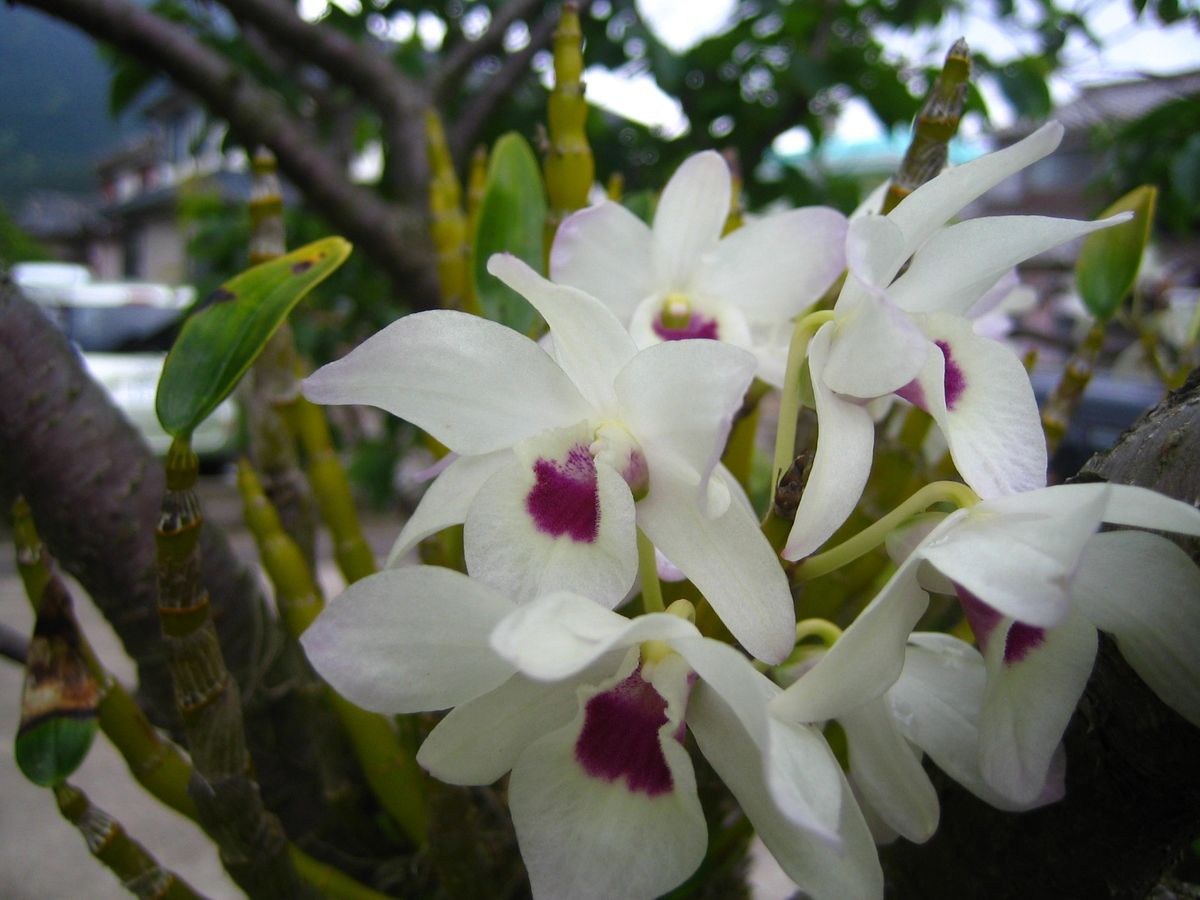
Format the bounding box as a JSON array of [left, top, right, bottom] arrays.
[[13, 262, 239, 457]]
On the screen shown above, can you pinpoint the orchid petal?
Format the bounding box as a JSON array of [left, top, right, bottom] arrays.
[[302, 310, 590, 454], [673, 636, 842, 840], [694, 207, 849, 321], [771, 548, 930, 723], [1096, 483, 1200, 535], [300, 567, 515, 714], [508, 652, 706, 900], [385, 450, 511, 566], [614, 338, 757, 508], [418, 672, 587, 785], [784, 325, 877, 561], [639, 464, 795, 664], [692, 684, 884, 900], [1072, 531, 1200, 727], [910, 313, 1047, 498], [822, 287, 929, 399], [841, 697, 939, 843], [845, 214, 908, 290], [487, 254, 637, 413], [652, 151, 730, 289], [888, 122, 1063, 261], [977, 606, 1096, 805], [550, 201, 656, 320], [922, 488, 1109, 628], [492, 592, 699, 682], [464, 428, 637, 606], [891, 213, 1132, 316]]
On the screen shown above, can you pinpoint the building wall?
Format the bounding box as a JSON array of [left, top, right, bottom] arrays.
[[134, 215, 187, 283]]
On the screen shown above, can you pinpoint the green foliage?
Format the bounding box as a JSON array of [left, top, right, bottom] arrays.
[[1100, 95, 1200, 235], [0, 202, 50, 266], [15, 717, 98, 788], [470, 133, 546, 335], [1076, 185, 1157, 322], [157, 237, 351, 436]]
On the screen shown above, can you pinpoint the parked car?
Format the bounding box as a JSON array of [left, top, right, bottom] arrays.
[[13, 262, 239, 458]]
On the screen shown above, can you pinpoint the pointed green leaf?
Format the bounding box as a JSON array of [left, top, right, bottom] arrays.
[[156, 237, 351, 436], [16, 717, 98, 788], [1076, 185, 1157, 322], [471, 133, 547, 334]]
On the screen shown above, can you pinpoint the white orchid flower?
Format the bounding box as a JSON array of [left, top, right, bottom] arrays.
[[781, 631, 1064, 846], [303, 254, 794, 663], [549, 151, 849, 387], [784, 122, 1132, 561], [782, 482, 1200, 807], [301, 568, 883, 900]]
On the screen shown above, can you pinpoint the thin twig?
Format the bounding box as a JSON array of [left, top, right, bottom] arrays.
[[433, 0, 542, 100]]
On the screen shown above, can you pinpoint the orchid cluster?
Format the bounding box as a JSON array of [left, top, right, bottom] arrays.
[[299, 121, 1200, 899]]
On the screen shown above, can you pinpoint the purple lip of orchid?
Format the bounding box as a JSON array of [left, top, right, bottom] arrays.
[[652, 310, 721, 341], [526, 444, 600, 543], [895, 339, 966, 412], [958, 587, 1046, 665], [574, 666, 678, 796]]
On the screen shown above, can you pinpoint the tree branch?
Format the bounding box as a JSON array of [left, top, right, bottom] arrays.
[[881, 368, 1200, 899], [213, 0, 430, 200], [449, 0, 592, 163], [432, 0, 542, 101], [14, 0, 439, 309]]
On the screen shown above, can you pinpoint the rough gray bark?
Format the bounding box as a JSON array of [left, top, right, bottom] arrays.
[[881, 368, 1200, 900]]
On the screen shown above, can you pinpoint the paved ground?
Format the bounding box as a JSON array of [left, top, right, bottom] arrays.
[[0, 469, 796, 899]]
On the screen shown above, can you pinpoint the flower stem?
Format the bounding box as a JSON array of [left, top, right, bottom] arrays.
[[791, 480, 979, 581], [637, 529, 665, 613], [770, 311, 836, 510], [794, 618, 843, 647]]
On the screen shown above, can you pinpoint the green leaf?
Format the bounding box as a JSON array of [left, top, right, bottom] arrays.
[[156, 237, 351, 436], [1076, 185, 1157, 322], [471, 133, 547, 334], [16, 718, 98, 788]]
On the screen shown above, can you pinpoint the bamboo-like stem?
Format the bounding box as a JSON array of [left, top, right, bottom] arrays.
[[246, 148, 319, 569], [157, 437, 312, 898], [281, 397, 378, 584], [54, 782, 204, 899], [427, 109, 474, 314], [1042, 320, 1106, 456], [464, 144, 488, 314], [882, 39, 970, 215], [542, 1, 593, 263], [237, 459, 430, 844]]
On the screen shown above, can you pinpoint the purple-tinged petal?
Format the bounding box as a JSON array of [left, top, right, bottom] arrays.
[[652, 151, 730, 290], [464, 426, 637, 606], [907, 313, 1047, 498], [976, 606, 1096, 805], [508, 650, 706, 900], [302, 309, 591, 455], [822, 285, 929, 399], [550, 201, 655, 320]]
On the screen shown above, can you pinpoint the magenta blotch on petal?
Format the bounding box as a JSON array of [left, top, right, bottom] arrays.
[[526, 444, 600, 543], [652, 311, 721, 341], [575, 666, 676, 796], [895, 378, 927, 411], [935, 340, 966, 410], [958, 586, 1046, 665]]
